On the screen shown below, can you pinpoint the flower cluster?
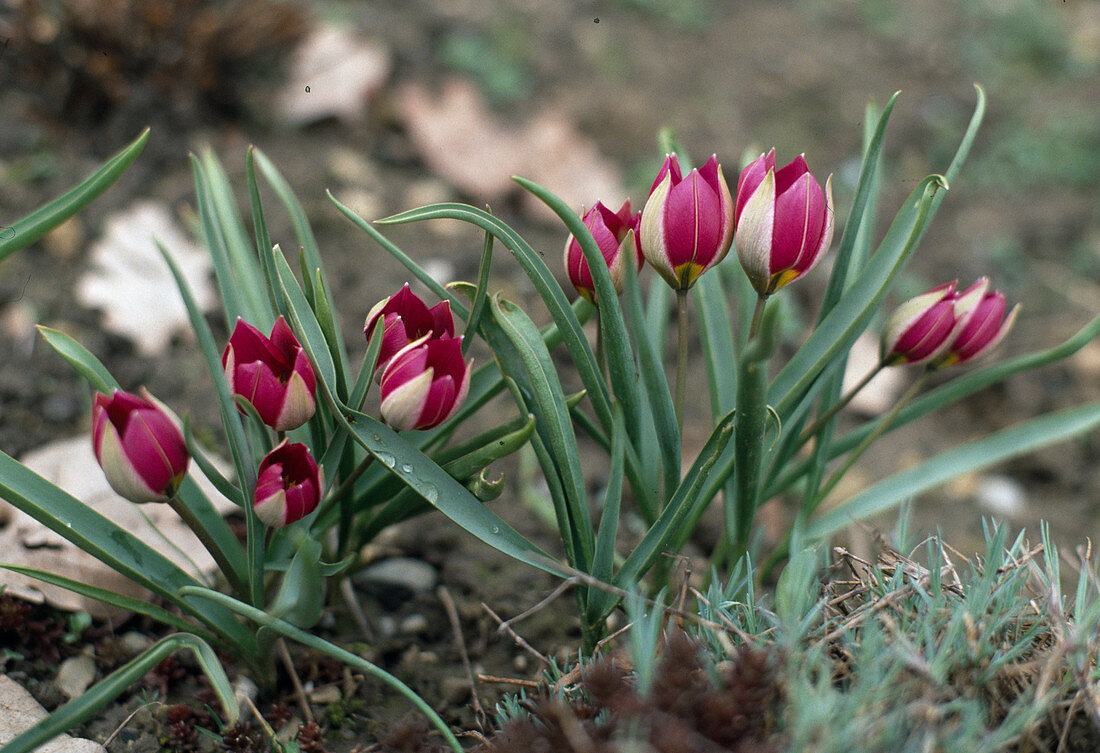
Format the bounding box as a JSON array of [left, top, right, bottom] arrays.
[[93, 288, 471, 527]]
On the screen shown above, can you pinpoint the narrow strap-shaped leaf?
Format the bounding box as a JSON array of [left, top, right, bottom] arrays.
[[465, 223, 496, 354], [199, 149, 271, 326], [816, 93, 898, 322], [513, 177, 649, 463], [0, 128, 148, 262], [246, 147, 285, 315], [491, 294, 594, 570], [377, 203, 615, 435], [311, 266, 349, 402], [645, 280, 674, 360], [271, 245, 339, 394], [157, 241, 261, 606], [0, 633, 238, 753], [807, 401, 1100, 541], [0, 565, 222, 644], [350, 318, 385, 411], [0, 452, 255, 649], [613, 408, 737, 593], [36, 326, 117, 394], [327, 190, 470, 319], [351, 414, 536, 543], [620, 235, 680, 501], [180, 587, 463, 753], [182, 420, 244, 508], [587, 402, 626, 621], [190, 154, 247, 325], [253, 148, 348, 361]]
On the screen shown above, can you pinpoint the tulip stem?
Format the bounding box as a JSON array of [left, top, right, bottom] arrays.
[[748, 295, 768, 340], [674, 290, 689, 431], [797, 362, 885, 445], [168, 495, 247, 598]]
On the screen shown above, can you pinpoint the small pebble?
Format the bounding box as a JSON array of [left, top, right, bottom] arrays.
[[975, 475, 1028, 519], [355, 557, 438, 608], [400, 613, 429, 635], [56, 654, 97, 700]]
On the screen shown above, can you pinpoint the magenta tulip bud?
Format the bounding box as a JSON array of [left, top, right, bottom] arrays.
[[364, 283, 456, 377], [253, 441, 322, 527], [639, 154, 735, 291], [379, 336, 472, 432], [936, 279, 1019, 368], [735, 150, 834, 296], [563, 200, 643, 303], [222, 316, 317, 432], [92, 388, 190, 503], [880, 281, 963, 366]]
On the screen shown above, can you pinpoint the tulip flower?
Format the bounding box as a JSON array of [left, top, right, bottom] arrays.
[[253, 441, 322, 527], [735, 150, 834, 297], [935, 280, 1019, 368], [92, 389, 190, 503], [380, 336, 472, 432], [880, 281, 963, 366], [639, 154, 735, 290], [222, 316, 317, 432], [364, 283, 456, 377], [563, 200, 643, 303]]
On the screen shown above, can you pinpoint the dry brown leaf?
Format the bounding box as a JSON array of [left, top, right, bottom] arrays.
[[396, 78, 625, 221], [275, 23, 391, 125], [75, 201, 216, 357], [0, 437, 236, 619]]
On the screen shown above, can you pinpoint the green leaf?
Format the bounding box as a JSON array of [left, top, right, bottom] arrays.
[[613, 409, 737, 593], [620, 237, 679, 502], [0, 451, 255, 650], [271, 245, 339, 396], [0, 565, 221, 644], [0, 129, 149, 263], [490, 295, 593, 570], [180, 587, 463, 753], [267, 537, 325, 630], [35, 326, 117, 394], [191, 153, 248, 326], [587, 402, 626, 621], [337, 407, 567, 579], [513, 177, 652, 473], [0, 633, 237, 753], [198, 149, 271, 326], [246, 146, 284, 315], [807, 401, 1100, 541], [465, 223, 496, 354]]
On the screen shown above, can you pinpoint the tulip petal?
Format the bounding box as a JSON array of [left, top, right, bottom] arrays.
[[98, 420, 163, 502], [381, 367, 435, 432], [735, 169, 776, 295]]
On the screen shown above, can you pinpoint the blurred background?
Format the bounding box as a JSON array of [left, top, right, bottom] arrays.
[[2, 0, 1099, 554]]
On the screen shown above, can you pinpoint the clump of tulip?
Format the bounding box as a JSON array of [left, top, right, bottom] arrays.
[[91, 388, 190, 503], [222, 315, 317, 432]]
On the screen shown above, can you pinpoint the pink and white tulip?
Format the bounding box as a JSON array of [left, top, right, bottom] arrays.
[[92, 388, 190, 503], [935, 280, 1019, 368], [222, 316, 317, 432], [253, 441, 322, 527], [364, 283, 456, 377], [379, 336, 472, 432], [563, 200, 643, 303], [735, 150, 834, 297], [639, 154, 735, 290], [880, 281, 964, 366]]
